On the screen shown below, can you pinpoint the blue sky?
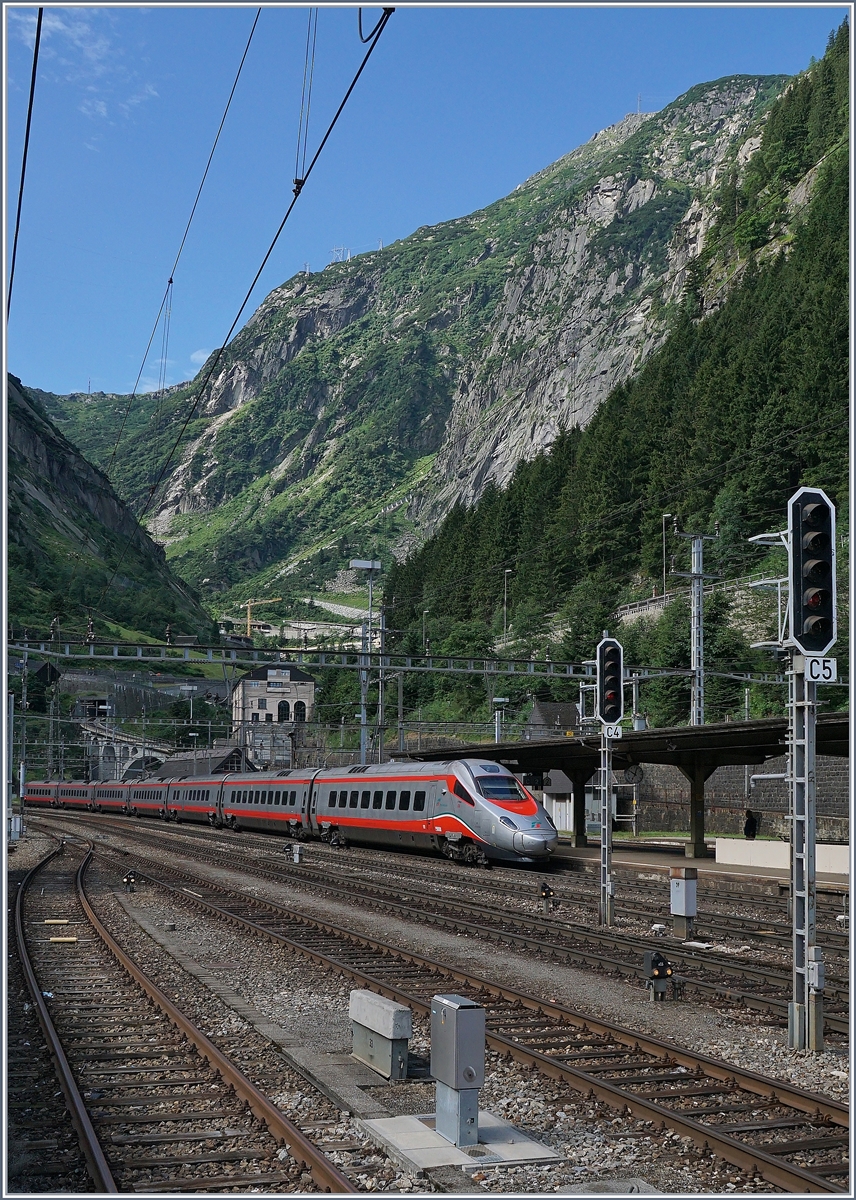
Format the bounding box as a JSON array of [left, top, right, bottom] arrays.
[[5, 4, 848, 396]]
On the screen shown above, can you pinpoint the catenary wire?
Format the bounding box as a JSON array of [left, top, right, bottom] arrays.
[[103, 7, 262, 481], [7, 7, 43, 322], [94, 7, 395, 620], [295, 8, 319, 186]]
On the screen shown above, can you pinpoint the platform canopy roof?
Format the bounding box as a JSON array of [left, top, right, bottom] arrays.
[[408, 713, 848, 778]]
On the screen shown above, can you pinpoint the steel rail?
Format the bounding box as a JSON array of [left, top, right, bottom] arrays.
[[129, 862, 848, 1192], [82, 818, 847, 1032], [14, 845, 119, 1192], [75, 850, 354, 1194]]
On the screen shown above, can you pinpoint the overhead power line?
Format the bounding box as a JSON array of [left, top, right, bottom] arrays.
[[95, 7, 395, 618], [104, 7, 262, 480], [7, 7, 43, 322]]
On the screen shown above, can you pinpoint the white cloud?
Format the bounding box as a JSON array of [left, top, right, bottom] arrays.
[[190, 349, 212, 366], [79, 98, 108, 119], [10, 9, 158, 125]]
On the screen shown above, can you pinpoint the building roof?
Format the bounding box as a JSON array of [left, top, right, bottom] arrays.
[[528, 701, 579, 730], [236, 661, 316, 684], [153, 744, 254, 777], [410, 713, 849, 775]]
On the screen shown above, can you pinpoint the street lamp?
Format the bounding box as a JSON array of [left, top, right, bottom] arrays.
[[503, 569, 513, 640], [180, 684, 197, 723], [422, 609, 430, 654], [662, 514, 673, 597]]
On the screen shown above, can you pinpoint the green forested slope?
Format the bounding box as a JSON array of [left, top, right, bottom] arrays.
[[385, 26, 848, 723], [7, 376, 214, 641]]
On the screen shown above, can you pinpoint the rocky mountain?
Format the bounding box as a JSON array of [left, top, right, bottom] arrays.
[[39, 72, 791, 602], [7, 374, 213, 639]]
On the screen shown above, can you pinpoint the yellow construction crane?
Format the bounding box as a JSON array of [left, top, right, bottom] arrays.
[[239, 597, 282, 638]]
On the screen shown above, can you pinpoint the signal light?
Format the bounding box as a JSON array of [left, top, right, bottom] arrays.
[[788, 488, 837, 654], [596, 637, 624, 724]]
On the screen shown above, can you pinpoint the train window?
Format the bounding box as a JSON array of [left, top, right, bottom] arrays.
[[413, 790, 426, 812], [360, 790, 370, 809], [372, 790, 383, 809], [385, 790, 396, 810], [289, 790, 297, 806], [274, 790, 280, 805], [454, 780, 475, 806], [329, 791, 337, 808], [349, 790, 359, 808], [475, 776, 527, 802], [399, 791, 411, 811], [338, 791, 347, 808]]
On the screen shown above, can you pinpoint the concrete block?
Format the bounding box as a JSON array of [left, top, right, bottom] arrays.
[[349, 989, 412, 1040], [715, 838, 849, 876], [358, 1111, 561, 1176]]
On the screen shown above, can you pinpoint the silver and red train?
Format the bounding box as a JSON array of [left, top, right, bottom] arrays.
[[23, 759, 558, 864]]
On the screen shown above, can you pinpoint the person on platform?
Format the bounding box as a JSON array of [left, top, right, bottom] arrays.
[[743, 809, 758, 840]]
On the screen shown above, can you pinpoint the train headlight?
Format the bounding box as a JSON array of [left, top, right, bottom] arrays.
[[499, 816, 517, 830]]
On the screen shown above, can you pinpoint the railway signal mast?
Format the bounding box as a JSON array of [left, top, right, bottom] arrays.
[[786, 488, 837, 1053], [596, 634, 624, 926]]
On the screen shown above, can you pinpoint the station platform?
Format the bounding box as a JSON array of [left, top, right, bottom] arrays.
[[552, 839, 850, 894]]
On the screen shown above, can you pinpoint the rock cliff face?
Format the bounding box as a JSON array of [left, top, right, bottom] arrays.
[[39, 73, 789, 596]]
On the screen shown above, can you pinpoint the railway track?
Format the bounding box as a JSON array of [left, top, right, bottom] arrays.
[[110, 852, 850, 1194], [13, 837, 354, 1193], [52, 816, 848, 1035], [7, 853, 95, 1192]]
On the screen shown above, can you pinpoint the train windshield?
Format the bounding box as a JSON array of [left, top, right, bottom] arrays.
[[475, 776, 527, 802]]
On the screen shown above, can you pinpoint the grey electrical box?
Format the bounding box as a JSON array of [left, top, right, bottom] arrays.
[[670, 867, 697, 918], [430, 994, 485, 1089]]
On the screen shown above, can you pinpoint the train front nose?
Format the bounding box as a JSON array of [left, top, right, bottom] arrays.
[[512, 830, 558, 856]]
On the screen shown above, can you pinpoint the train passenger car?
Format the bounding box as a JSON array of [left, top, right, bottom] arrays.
[[92, 783, 130, 814], [312, 763, 437, 853], [127, 780, 168, 819], [23, 782, 58, 809], [55, 782, 95, 810], [166, 779, 222, 825], [219, 772, 314, 835], [311, 759, 557, 863]]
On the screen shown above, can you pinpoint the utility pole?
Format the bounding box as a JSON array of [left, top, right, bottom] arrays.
[[350, 559, 381, 767], [397, 671, 404, 753], [377, 606, 386, 762], [673, 521, 719, 724], [596, 635, 624, 926], [786, 488, 836, 1053], [20, 652, 28, 808], [748, 488, 836, 1054]]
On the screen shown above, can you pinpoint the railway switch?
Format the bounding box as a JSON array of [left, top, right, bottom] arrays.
[[431, 994, 485, 1146], [670, 866, 697, 940], [349, 989, 412, 1080], [643, 950, 673, 1001]]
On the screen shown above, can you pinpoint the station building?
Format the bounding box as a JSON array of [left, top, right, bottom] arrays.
[[230, 663, 317, 727]]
